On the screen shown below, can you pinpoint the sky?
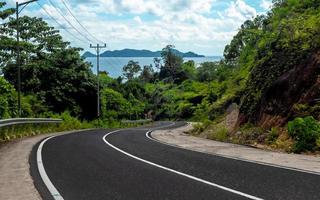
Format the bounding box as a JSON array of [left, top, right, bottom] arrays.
[[8, 0, 273, 56]]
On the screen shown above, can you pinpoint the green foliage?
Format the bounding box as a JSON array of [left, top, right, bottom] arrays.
[[196, 62, 222, 82], [177, 102, 194, 119], [287, 116, 320, 152], [101, 88, 130, 120], [181, 60, 196, 80], [159, 45, 186, 83], [0, 1, 15, 69], [140, 65, 154, 83], [234, 123, 265, 145], [1, 15, 97, 119], [0, 111, 95, 142], [191, 120, 212, 135], [0, 77, 17, 118], [0, 2, 14, 20], [51, 111, 83, 130], [2, 0, 320, 153], [238, 1, 320, 121], [266, 127, 280, 144], [207, 126, 229, 142], [122, 60, 142, 80], [317, 138, 320, 149]]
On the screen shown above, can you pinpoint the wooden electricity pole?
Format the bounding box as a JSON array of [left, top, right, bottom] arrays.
[[90, 44, 107, 118]]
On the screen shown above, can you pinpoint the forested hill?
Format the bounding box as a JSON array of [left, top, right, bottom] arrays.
[[83, 49, 205, 58], [195, 0, 320, 153]]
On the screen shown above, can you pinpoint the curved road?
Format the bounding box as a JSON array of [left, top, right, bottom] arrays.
[[30, 122, 320, 200]]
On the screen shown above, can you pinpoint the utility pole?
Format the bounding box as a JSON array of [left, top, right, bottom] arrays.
[[16, 0, 37, 117], [90, 44, 107, 118]]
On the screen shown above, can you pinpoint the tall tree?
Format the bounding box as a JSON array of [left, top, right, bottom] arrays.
[[0, 1, 15, 71], [140, 64, 154, 83], [2, 16, 97, 119], [159, 45, 184, 83], [0, 1, 14, 20], [122, 60, 141, 81]]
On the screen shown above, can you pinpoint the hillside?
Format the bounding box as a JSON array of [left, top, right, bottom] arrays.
[[82, 48, 205, 58], [193, 0, 320, 153]]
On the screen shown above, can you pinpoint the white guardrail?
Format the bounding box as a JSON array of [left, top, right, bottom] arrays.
[[0, 118, 63, 128]]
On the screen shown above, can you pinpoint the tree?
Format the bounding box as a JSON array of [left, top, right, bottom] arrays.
[[101, 88, 130, 120], [0, 1, 15, 71], [2, 16, 97, 119], [0, 2, 14, 20], [153, 57, 161, 69], [0, 77, 17, 118], [159, 45, 184, 83], [122, 60, 141, 81], [181, 60, 196, 80], [140, 64, 154, 83], [223, 17, 266, 66]]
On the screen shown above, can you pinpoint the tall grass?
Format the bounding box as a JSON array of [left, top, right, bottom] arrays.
[[0, 112, 153, 143]]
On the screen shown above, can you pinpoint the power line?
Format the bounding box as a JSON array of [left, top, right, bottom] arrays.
[[59, 0, 123, 71], [36, 2, 88, 44], [37, 2, 122, 75], [46, 0, 94, 43], [50, 0, 125, 71], [39, 1, 125, 74], [60, 0, 104, 44], [104, 44, 126, 69]]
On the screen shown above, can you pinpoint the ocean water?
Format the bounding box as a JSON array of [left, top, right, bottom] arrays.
[[85, 57, 221, 78]]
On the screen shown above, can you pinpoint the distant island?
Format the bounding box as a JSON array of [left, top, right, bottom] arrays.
[[83, 48, 205, 58]]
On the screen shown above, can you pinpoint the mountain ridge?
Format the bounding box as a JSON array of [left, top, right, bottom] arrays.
[[82, 48, 206, 58]]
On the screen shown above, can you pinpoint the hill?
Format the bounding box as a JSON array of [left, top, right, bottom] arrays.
[[82, 48, 205, 58], [82, 51, 96, 58]]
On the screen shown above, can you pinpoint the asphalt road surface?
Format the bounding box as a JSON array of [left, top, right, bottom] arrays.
[[30, 122, 320, 200]]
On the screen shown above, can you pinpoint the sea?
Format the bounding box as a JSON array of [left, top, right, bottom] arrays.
[[85, 56, 222, 78]]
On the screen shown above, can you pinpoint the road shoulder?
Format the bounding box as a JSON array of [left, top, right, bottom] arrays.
[[151, 123, 320, 175], [0, 129, 94, 200]]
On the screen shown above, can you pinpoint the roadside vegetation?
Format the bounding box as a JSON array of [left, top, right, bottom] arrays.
[[0, 1, 151, 141], [1, 0, 320, 153], [190, 0, 320, 154]]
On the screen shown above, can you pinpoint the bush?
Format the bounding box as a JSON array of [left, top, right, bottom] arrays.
[[207, 126, 228, 142], [0, 77, 17, 118], [287, 116, 320, 152], [266, 127, 280, 144], [191, 120, 211, 135]]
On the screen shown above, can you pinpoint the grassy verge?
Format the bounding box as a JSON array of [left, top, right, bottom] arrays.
[[190, 116, 320, 154], [191, 116, 229, 142], [0, 112, 153, 143]]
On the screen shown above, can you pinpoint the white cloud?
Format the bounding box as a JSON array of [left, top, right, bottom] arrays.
[[133, 16, 143, 25], [22, 0, 259, 55], [224, 0, 257, 21], [260, 0, 272, 10]]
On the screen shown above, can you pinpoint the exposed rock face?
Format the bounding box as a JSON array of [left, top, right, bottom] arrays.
[[258, 52, 320, 128], [225, 103, 239, 132], [238, 52, 320, 128]]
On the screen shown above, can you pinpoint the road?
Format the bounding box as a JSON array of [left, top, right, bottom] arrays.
[[30, 122, 320, 200]]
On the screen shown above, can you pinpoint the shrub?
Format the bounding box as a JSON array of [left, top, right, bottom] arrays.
[[266, 127, 280, 144], [177, 102, 194, 119], [208, 126, 228, 142], [287, 116, 320, 152], [0, 77, 17, 118], [316, 138, 320, 149], [191, 120, 211, 135]]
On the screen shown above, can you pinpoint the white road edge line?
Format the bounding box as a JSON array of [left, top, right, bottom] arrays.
[[102, 128, 264, 200], [146, 123, 320, 176], [35, 125, 172, 200], [37, 136, 64, 200]]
